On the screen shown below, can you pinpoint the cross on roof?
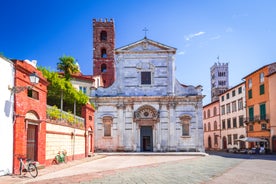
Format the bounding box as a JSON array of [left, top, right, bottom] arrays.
[[142, 27, 148, 38]]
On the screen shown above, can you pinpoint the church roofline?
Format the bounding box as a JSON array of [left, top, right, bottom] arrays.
[[115, 37, 176, 53]]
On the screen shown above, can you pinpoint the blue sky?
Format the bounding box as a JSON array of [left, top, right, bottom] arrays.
[[1, 0, 276, 105]]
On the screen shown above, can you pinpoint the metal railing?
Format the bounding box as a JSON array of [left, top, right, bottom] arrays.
[[244, 114, 270, 123], [46, 105, 84, 126]]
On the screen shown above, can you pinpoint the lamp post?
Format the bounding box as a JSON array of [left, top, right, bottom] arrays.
[[8, 72, 40, 94]]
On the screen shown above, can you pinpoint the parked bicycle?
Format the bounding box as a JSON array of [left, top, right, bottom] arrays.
[[16, 155, 38, 178]]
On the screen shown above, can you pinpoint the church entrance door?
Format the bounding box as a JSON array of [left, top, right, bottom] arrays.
[[140, 126, 153, 152]]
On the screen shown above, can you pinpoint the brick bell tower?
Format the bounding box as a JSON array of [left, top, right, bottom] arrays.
[[93, 18, 115, 88]]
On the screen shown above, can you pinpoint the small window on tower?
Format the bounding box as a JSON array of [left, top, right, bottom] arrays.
[[27, 89, 39, 100], [100, 31, 107, 41], [101, 64, 107, 72], [101, 49, 107, 58]]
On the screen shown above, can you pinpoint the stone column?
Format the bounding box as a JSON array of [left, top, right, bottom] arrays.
[[168, 102, 177, 151], [137, 124, 141, 152], [167, 55, 175, 95], [117, 102, 125, 151]]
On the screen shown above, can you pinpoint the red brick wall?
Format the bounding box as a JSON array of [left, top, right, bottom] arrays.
[[12, 60, 48, 174], [93, 18, 115, 87], [82, 104, 95, 156]]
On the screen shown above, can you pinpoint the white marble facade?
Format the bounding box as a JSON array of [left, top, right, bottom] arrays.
[[91, 38, 205, 152]]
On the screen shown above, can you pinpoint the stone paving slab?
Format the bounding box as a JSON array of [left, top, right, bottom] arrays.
[[21, 155, 201, 183], [1, 152, 276, 184], [206, 159, 276, 184]]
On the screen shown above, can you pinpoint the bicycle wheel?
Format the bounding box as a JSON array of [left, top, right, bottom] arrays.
[[28, 163, 38, 178], [21, 163, 28, 176]]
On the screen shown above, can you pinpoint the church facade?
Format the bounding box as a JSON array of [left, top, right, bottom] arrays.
[[90, 19, 204, 152]]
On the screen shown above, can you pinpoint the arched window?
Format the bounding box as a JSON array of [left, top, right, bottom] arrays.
[[204, 124, 207, 132], [208, 122, 211, 131], [207, 109, 210, 118], [214, 121, 217, 130], [204, 111, 206, 119], [101, 64, 107, 73], [101, 48, 107, 58], [213, 107, 217, 116], [100, 31, 107, 41]]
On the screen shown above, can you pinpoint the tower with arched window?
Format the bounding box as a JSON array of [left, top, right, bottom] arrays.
[[93, 18, 115, 87], [210, 62, 229, 102]]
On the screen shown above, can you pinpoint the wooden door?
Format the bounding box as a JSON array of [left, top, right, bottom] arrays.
[[140, 126, 153, 152], [27, 124, 37, 161], [89, 132, 93, 153], [272, 136, 276, 153]]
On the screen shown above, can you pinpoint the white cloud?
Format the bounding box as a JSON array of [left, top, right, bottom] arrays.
[[178, 51, 186, 55], [210, 35, 221, 40], [185, 31, 205, 41]]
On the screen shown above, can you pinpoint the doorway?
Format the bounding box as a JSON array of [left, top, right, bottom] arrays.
[[208, 136, 212, 149], [140, 126, 153, 152], [222, 136, 227, 149], [272, 136, 276, 153], [27, 124, 38, 161], [89, 131, 93, 153]]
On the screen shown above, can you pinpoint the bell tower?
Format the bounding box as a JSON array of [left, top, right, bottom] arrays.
[[92, 18, 115, 88], [210, 61, 229, 102]]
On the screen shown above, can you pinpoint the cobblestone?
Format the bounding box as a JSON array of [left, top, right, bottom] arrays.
[[1, 152, 276, 184]]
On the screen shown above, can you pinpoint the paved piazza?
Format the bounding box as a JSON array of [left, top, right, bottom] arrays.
[[1, 152, 276, 184]]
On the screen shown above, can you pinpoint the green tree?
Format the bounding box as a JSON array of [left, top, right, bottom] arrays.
[[57, 55, 79, 80], [38, 67, 89, 116], [57, 55, 80, 113]]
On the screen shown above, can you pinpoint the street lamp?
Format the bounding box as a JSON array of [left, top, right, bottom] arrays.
[[8, 72, 40, 94]]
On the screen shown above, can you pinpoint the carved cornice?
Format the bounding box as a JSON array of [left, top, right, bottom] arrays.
[[167, 102, 177, 109]]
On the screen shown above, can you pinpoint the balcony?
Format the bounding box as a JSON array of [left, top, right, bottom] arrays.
[[244, 114, 270, 124]]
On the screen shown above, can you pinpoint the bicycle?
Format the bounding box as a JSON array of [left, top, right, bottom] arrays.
[[16, 155, 38, 178]]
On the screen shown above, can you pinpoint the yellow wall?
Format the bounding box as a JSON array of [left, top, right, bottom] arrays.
[[45, 122, 85, 162]]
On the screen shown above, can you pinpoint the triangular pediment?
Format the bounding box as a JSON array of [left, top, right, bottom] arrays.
[[115, 37, 176, 53]]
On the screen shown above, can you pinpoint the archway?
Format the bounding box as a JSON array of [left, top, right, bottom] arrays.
[[239, 135, 246, 149], [272, 136, 276, 153], [208, 136, 212, 149], [222, 136, 227, 149], [134, 105, 159, 152], [88, 126, 93, 155], [25, 111, 40, 161]]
